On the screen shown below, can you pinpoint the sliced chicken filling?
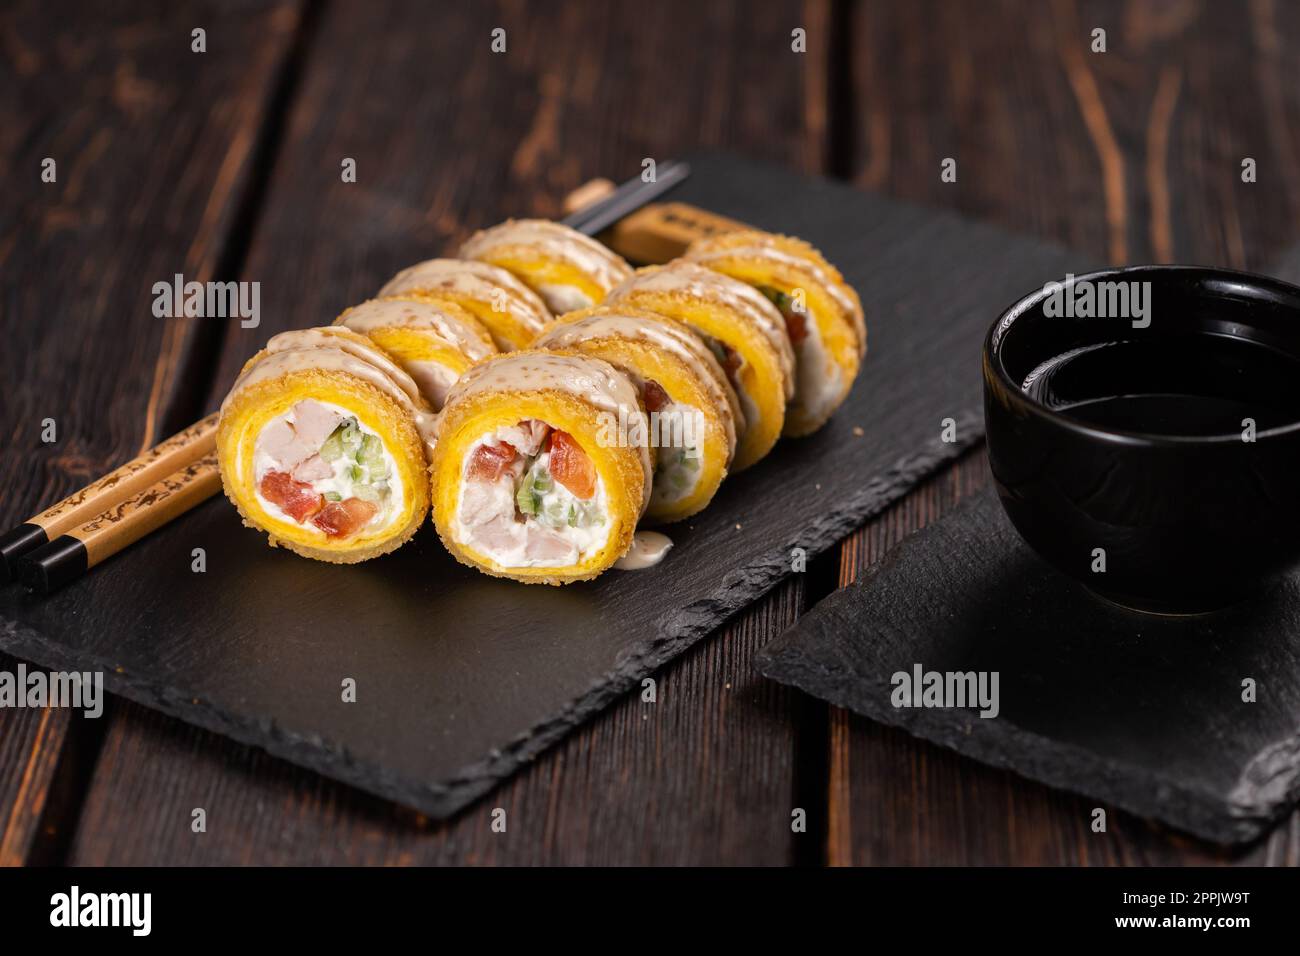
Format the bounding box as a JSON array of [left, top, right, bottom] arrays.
[[253, 399, 402, 540], [640, 379, 703, 509], [760, 286, 842, 421], [455, 420, 609, 567]]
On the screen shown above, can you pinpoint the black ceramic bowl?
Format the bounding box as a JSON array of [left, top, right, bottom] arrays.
[[983, 265, 1300, 614]]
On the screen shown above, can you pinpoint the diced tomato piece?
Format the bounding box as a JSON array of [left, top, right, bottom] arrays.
[[720, 344, 743, 375], [260, 470, 324, 523], [548, 430, 596, 500], [311, 497, 379, 538], [783, 309, 809, 346], [642, 380, 670, 414], [468, 441, 517, 481]]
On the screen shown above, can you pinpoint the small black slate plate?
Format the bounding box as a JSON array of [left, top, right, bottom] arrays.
[[0, 153, 1085, 817], [757, 488, 1300, 845]]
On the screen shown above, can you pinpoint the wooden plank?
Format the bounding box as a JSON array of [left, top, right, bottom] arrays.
[[68, 0, 830, 865], [829, 0, 1300, 865], [0, 0, 303, 864], [846, 0, 1300, 266]]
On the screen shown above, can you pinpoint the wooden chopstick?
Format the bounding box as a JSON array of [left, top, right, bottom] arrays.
[[0, 412, 219, 584], [593, 200, 749, 264], [17, 453, 221, 594]]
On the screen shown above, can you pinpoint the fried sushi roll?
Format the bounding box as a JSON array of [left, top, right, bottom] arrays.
[[686, 231, 865, 436], [605, 260, 794, 471], [458, 219, 633, 315], [334, 297, 497, 409], [217, 327, 437, 563], [377, 258, 553, 351], [430, 350, 652, 585], [533, 306, 742, 523]]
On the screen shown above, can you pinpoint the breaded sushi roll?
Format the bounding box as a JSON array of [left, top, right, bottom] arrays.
[[686, 231, 865, 436], [430, 350, 651, 585], [458, 219, 633, 315], [534, 306, 742, 523], [217, 327, 437, 563], [377, 257, 553, 351], [605, 260, 794, 470], [334, 297, 497, 409]]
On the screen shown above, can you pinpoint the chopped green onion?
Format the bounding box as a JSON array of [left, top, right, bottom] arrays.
[[319, 428, 344, 462], [516, 478, 538, 515], [360, 433, 383, 466], [339, 420, 362, 456], [323, 491, 342, 502]]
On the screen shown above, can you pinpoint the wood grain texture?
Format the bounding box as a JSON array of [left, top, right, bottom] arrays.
[[0, 0, 301, 863], [847, 0, 1300, 267], [831, 0, 1300, 865], [67, 0, 828, 865], [11, 0, 1300, 866]]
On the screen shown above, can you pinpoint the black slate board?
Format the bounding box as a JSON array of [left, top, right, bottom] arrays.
[[0, 153, 1086, 818], [757, 487, 1300, 845]]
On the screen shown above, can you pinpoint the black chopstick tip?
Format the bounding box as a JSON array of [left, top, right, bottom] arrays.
[[0, 523, 50, 586], [16, 535, 88, 595], [562, 159, 692, 236]]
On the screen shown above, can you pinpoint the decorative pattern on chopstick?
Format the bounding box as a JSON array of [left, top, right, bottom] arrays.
[[17, 454, 221, 594], [0, 412, 219, 583], [597, 201, 749, 265]]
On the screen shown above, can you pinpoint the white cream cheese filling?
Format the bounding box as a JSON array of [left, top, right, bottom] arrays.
[[454, 424, 612, 568], [789, 314, 843, 423], [649, 399, 705, 509], [252, 399, 405, 538]]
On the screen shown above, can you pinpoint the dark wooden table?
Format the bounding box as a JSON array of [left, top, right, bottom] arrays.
[[3, 0, 1298, 866]]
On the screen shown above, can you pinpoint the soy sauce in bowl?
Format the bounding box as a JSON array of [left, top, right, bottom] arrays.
[[1022, 334, 1300, 438], [984, 266, 1300, 614]]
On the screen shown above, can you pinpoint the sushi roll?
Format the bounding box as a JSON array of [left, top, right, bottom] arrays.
[[533, 305, 742, 523], [377, 258, 553, 351], [334, 296, 497, 409], [458, 219, 633, 315], [686, 231, 865, 436], [217, 327, 437, 563], [430, 350, 651, 584], [605, 260, 794, 471]]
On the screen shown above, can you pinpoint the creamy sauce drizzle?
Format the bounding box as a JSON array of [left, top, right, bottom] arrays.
[[222, 328, 438, 452], [377, 257, 553, 333], [608, 261, 796, 399], [459, 219, 632, 293], [336, 297, 496, 360], [688, 238, 866, 357], [534, 309, 741, 455], [615, 531, 673, 570]]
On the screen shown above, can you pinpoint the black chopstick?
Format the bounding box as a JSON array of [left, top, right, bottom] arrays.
[[561, 159, 691, 237]]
